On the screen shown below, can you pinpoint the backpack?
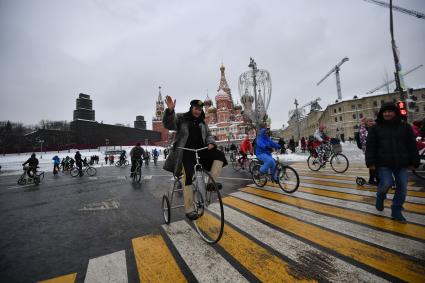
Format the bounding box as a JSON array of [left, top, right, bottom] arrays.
[[354, 132, 362, 150]]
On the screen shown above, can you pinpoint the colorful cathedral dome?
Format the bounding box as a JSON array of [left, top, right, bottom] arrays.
[[215, 89, 230, 101], [208, 107, 217, 113], [204, 94, 212, 107]]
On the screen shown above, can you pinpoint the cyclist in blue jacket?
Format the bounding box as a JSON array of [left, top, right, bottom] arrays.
[[256, 127, 281, 181]]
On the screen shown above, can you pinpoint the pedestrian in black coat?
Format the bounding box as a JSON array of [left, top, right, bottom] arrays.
[[366, 103, 419, 222]]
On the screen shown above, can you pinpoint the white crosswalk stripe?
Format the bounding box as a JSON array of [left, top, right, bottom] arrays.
[[162, 221, 247, 282], [84, 250, 128, 283]]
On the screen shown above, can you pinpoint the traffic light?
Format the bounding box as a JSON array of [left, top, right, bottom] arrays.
[[396, 101, 408, 118]]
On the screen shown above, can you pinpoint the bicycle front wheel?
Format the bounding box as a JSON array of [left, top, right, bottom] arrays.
[[278, 165, 299, 193], [330, 153, 349, 173], [86, 167, 97, 176], [192, 169, 224, 244], [134, 167, 142, 183]]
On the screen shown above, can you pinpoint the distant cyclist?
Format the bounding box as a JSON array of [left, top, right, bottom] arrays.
[[52, 155, 60, 175], [256, 127, 281, 182], [130, 143, 145, 177], [75, 151, 83, 177], [313, 123, 330, 162], [153, 148, 159, 165], [22, 153, 39, 179], [119, 150, 127, 164], [238, 135, 253, 167]]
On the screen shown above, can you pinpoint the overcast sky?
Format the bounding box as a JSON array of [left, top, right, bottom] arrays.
[[1, 0, 424, 130]]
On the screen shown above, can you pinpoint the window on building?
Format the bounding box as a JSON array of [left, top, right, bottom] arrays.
[[422, 94, 425, 99], [381, 100, 385, 105], [339, 116, 342, 121], [423, 106, 425, 112], [373, 101, 378, 107], [333, 109, 337, 113], [359, 113, 363, 119], [352, 114, 356, 119], [338, 107, 342, 112], [334, 117, 338, 122], [351, 105, 355, 110], [357, 104, 362, 109], [416, 107, 419, 112]]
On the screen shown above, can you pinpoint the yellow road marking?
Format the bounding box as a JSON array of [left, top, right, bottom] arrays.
[[240, 187, 425, 241], [224, 196, 425, 283], [299, 179, 425, 198], [132, 234, 187, 283], [38, 273, 77, 283], [196, 212, 316, 282], [265, 182, 425, 214]]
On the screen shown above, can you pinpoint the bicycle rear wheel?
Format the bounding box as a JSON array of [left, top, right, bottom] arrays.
[[251, 164, 267, 187], [134, 167, 142, 182], [36, 172, 45, 182], [86, 167, 97, 176], [192, 169, 224, 244], [330, 153, 349, 173], [307, 155, 321, 171], [278, 165, 299, 193]]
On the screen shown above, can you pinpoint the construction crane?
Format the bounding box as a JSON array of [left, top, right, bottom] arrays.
[[316, 57, 349, 100], [363, 0, 425, 20], [366, 64, 423, 94]]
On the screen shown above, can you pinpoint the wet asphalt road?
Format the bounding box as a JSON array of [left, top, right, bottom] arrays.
[[0, 161, 252, 283]]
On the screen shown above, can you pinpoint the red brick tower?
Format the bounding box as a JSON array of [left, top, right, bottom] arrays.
[[152, 86, 169, 146]]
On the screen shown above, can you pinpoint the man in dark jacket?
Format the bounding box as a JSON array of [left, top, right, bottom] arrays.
[[162, 96, 227, 220], [22, 153, 39, 178], [366, 103, 419, 222], [75, 151, 83, 177], [130, 143, 145, 177]]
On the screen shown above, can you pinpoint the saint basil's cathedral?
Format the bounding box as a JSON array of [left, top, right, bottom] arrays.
[[152, 64, 256, 145]]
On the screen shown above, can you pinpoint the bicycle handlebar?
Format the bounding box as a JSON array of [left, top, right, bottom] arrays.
[[177, 146, 209, 152]]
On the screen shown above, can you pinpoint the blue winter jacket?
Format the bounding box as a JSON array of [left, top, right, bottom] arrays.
[[255, 128, 281, 156], [52, 156, 60, 165]]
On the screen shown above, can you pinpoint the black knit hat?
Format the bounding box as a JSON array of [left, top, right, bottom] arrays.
[[380, 102, 399, 113], [190, 99, 204, 108]]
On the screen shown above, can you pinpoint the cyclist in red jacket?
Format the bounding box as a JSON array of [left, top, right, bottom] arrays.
[[238, 135, 253, 168]]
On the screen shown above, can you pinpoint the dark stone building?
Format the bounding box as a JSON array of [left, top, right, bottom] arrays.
[[70, 120, 160, 146], [73, 93, 95, 121], [134, 116, 147, 130]]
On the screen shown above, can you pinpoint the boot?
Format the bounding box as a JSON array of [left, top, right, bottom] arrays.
[[208, 160, 223, 190], [391, 206, 406, 223], [375, 193, 385, 211], [183, 185, 199, 221]]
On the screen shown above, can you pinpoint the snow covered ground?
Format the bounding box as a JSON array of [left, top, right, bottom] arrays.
[[0, 145, 166, 175], [0, 143, 366, 175]]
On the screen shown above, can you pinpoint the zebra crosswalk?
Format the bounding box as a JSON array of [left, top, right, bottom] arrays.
[[39, 163, 425, 282]]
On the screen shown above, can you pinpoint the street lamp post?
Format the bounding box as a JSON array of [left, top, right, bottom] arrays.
[[239, 57, 272, 138], [294, 99, 301, 142], [248, 58, 259, 134], [36, 139, 44, 159], [389, 0, 404, 100]]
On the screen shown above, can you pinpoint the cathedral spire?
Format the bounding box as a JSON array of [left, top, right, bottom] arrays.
[[218, 64, 231, 95], [157, 86, 163, 102]]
